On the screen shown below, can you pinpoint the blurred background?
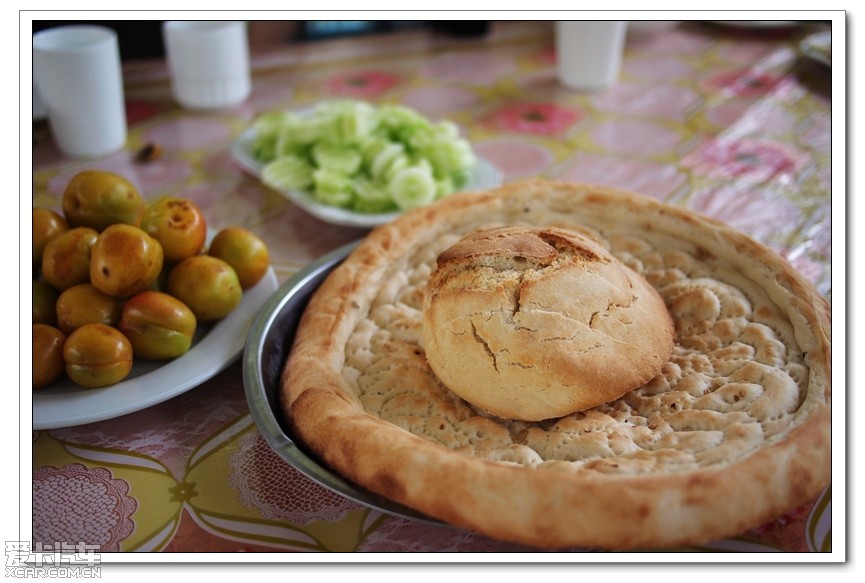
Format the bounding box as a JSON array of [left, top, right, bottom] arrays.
[[31, 21, 494, 61]]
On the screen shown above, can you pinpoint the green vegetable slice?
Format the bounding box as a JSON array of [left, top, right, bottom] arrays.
[[261, 155, 314, 192], [250, 99, 477, 214], [312, 168, 354, 207], [388, 164, 436, 210], [312, 142, 363, 176]]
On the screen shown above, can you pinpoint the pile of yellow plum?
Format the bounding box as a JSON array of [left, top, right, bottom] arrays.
[[33, 170, 270, 389]]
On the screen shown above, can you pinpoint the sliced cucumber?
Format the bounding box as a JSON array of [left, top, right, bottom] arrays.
[[388, 165, 436, 210], [261, 155, 314, 192], [250, 99, 477, 214]]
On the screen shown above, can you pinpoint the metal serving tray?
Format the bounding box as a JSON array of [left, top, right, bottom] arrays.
[[242, 241, 439, 525]]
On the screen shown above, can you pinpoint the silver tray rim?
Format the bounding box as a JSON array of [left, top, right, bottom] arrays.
[[242, 241, 441, 525]]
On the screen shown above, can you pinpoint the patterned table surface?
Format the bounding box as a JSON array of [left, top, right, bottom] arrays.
[[31, 20, 833, 554]]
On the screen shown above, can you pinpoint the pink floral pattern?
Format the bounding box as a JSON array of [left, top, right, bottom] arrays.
[[683, 137, 809, 183], [703, 99, 752, 128], [473, 138, 555, 179], [798, 112, 832, 154], [326, 70, 400, 98], [623, 56, 696, 81], [589, 119, 682, 156], [46, 152, 193, 199], [798, 204, 832, 260], [628, 26, 711, 56], [483, 102, 581, 135], [175, 181, 274, 231], [143, 118, 234, 151], [33, 464, 137, 551], [705, 100, 796, 138], [48, 377, 249, 481], [592, 83, 701, 120], [419, 52, 517, 85], [558, 154, 687, 200], [400, 86, 479, 118], [687, 183, 802, 242], [247, 76, 298, 111], [32, 21, 831, 553], [228, 432, 363, 524], [705, 69, 786, 98], [357, 516, 591, 552]]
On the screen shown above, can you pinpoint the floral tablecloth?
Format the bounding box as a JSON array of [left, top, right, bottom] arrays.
[[31, 20, 833, 554]]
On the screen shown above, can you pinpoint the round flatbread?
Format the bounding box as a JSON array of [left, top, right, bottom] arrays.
[[281, 179, 831, 549]]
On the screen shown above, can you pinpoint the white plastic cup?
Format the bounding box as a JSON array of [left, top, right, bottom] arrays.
[[162, 21, 251, 110], [33, 25, 127, 158], [555, 21, 627, 91]]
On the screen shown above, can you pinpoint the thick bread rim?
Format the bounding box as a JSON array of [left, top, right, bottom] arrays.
[[281, 179, 831, 550]]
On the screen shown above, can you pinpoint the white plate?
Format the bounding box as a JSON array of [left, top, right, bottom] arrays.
[[800, 31, 832, 67], [230, 126, 503, 228], [33, 266, 279, 430]]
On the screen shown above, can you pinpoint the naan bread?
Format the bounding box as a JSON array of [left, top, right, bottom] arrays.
[[281, 180, 831, 549]]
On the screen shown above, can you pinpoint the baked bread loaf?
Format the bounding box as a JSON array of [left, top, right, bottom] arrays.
[[282, 179, 831, 550], [422, 225, 674, 421]]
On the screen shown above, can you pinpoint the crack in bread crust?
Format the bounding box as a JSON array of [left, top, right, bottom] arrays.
[[283, 180, 831, 549], [422, 225, 675, 420]]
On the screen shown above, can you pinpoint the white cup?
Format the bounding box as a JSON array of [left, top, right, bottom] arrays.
[[32, 80, 47, 120], [555, 21, 627, 91], [162, 21, 251, 110], [33, 25, 127, 158]]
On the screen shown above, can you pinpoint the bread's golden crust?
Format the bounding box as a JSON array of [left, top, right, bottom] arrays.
[[281, 179, 831, 549], [422, 225, 674, 420]]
